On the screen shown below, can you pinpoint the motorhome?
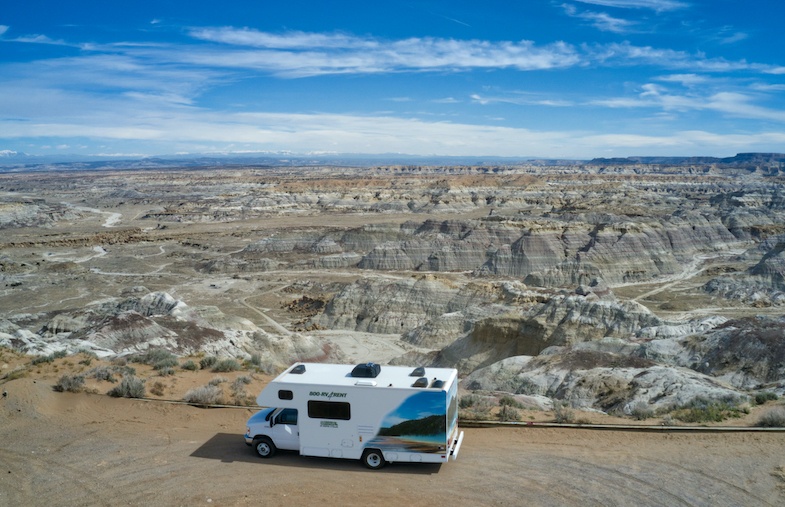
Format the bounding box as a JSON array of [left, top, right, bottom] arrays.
[[244, 362, 464, 469]]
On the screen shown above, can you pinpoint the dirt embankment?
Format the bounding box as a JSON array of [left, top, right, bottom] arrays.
[[1, 375, 784, 507]]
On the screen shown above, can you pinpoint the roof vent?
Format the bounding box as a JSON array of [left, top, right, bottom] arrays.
[[351, 362, 381, 378], [412, 377, 429, 388], [430, 379, 445, 389], [410, 366, 425, 377], [290, 364, 306, 374]]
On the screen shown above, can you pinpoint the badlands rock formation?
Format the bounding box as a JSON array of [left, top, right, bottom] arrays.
[[1, 160, 784, 416]]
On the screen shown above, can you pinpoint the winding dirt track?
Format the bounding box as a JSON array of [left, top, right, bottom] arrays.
[[2, 378, 784, 507]]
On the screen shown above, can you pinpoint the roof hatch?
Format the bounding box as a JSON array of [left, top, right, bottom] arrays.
[[350, 362, 381, 378]]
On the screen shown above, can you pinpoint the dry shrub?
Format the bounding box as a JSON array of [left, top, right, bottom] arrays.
[[108, 376, 146, 398], [184, 385, 223, 406], [756, 407, 785, 428], [54, 374, 85, 393]]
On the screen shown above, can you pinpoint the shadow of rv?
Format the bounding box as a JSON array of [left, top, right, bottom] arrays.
[[190, 433, 444, 475]]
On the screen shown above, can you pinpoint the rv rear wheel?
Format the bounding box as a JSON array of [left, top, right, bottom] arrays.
[[253, 437, 276, 458], [361, 449, 385, 470]]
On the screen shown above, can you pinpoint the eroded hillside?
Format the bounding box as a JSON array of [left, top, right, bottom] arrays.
[[2, 163, 784, 420]]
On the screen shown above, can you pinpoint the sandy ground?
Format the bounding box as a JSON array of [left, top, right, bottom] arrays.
[[2, 374, 785, 507]]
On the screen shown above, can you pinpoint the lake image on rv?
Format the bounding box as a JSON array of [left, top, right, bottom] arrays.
[[367, 389, 457, 454]]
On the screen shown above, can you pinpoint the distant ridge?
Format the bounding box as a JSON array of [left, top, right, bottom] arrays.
[[588, 153, 785, 166], [1, 151, 784, 172]]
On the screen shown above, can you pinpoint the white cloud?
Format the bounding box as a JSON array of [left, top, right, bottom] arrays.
[[2, 103, 782, 158], [574, 0, 688, 11], [11, 34, 70, 46], [586, 42, 785, 74], [471, 93, 573, 107], [180, 29, 581, 77], [0, 25, 9, 36], [590, 82, 785, 123], [656, 73, 708, 86], [562, 4, 636, 33]]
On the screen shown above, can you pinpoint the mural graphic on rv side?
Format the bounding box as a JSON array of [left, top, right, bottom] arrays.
[[365, 391, 447, 454]]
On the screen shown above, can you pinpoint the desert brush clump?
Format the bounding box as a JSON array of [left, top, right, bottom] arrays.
[[88, 364, 136, 383], [180, 359, 199, 371], [183, 385, 224, 406], [670, 395, 749, 424], [754, 391, 779, 405], [212, 358, 241, 372], [31, 350, 68, 365], [77, 350, 97, 366], [199, 356, 218, 370], [54, 374, 85, 393], [131, 348, 178, 371], [89, 366, 117, 383], [458, 393, 495, 420], [108, 376, 146, 398], [149, 381, 166, 397], [756, 406, 785, 427], [230, 375, 255, 406], [553, 401, 575, 424], [498, 404, 521, 422], [629, 401, 655, 421], [208, 376, 228, 386], [496, 395, 525, 421]]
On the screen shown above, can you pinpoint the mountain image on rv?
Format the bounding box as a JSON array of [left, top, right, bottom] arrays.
[[244, 362, 464, 469]]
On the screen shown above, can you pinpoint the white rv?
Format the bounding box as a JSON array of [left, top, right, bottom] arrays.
[[244, 362, 464, 469]]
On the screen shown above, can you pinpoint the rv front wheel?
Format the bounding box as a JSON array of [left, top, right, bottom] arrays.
[[361, 449, 386, 470], [253, 437, 276, 458]]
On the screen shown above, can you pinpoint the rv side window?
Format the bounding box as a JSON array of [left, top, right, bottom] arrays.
[[307, 400, 351, 420], [278, 390, 294, 400], [276, 408, 298, 425]]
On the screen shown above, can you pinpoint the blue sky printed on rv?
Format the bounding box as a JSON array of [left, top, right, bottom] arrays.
[[1, 0, 784, 158]]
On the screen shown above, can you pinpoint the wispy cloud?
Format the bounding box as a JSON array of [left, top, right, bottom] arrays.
[[574, 0, 688, 11], [182, 30, 785, 77], [1, 23, 783, 158], [562, 4, 636, 33], [586, 42, 785, 74], [713, 27, 748, 45], [471, 93, 573, 107], [183, 28, 581, 76], [9, 34, 71, 46], [590, 82, 785, 122]]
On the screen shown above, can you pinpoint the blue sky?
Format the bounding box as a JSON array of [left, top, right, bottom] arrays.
[[1, 0, 784, 159]]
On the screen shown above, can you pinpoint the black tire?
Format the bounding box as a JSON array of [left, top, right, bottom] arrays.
[[253, 437, 277, 458], [361, 448, 385, 470]]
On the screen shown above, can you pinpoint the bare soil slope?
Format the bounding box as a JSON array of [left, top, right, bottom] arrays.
[[2, 377, 784, 507]]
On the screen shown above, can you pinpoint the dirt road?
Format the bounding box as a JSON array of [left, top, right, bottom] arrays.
[[2, 378, 784, 507]]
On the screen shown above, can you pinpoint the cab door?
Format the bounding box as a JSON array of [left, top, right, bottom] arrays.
[[271, 408, 299, 451]]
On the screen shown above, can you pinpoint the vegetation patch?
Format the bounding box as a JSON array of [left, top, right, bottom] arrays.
[[181, 359, 199, 371], [756, 407, 785, 428], [458, 393, 494, 420], [212, 358, 241, 372], [108, 376, 146, 398], [754, 391, 779, 405], [199, 356, 217, 370], [670, 396, 748, 424], [183, 385, 223, 406], [553, 401, 575, 424], [54, 374, 85, 393], [131, 348, 179, 371], [31, 350, 68, 365]]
